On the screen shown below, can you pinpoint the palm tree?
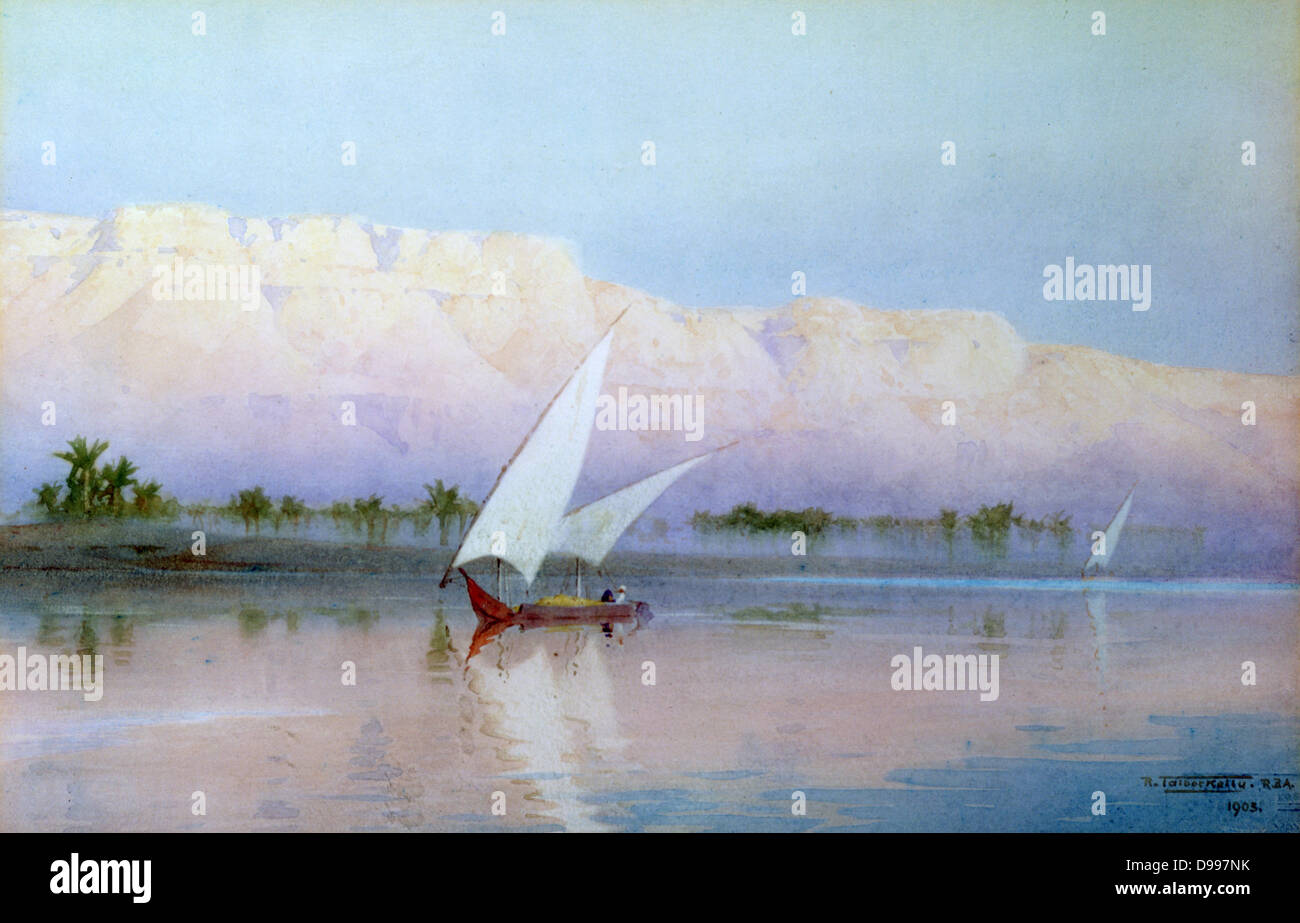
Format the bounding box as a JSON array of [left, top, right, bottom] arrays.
[[131, 480, 163, 517], [410, 500, 434, 536], [939, 508, 959, 559], [53, 436, 109, 516], [236, 487, 274, 533], [968, 501, 1017, 556], [353, 495, 384, 543], [422, 480, 462, 546], [382, 503, 407, 544], [33, 482, 62, 516], [99, 456, 139, 516], [455, 496, 480, 540], [280, 495, 307, 530], [327, 500, 349, 525]]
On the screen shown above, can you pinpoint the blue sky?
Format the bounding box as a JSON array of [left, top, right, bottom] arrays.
[[4, 0, 1297, 372]]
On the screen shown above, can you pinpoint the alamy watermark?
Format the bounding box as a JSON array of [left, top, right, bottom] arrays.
[[1043, 258, 1151, 311], [595, 387, 704, 442], [890, 645, 1000, 702], [0, 646, 104, 701], [152, 257, 262, 311], [50, 853, 150, 903]]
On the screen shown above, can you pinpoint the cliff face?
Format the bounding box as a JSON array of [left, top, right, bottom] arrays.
[[3, 204, 1296, 540]]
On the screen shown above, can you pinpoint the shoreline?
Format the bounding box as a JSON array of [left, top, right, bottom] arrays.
[[2, 521, 1296, 583]]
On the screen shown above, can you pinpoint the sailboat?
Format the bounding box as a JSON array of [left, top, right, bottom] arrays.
[[1081, 482, 1137, 579], [438, 314, 726, 659]]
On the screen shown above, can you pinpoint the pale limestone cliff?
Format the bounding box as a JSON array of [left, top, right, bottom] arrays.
[[2, 204, 1296, 536]]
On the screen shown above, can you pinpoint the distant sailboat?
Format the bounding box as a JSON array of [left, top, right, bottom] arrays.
[[438, 313, 726, 658], [1081, 483, 1137, 579]]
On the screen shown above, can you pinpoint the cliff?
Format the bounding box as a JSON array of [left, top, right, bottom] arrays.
[[3, 204, 1296, 543]]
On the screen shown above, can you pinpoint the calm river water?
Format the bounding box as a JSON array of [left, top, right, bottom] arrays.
[[1, 571, 1295, 832]]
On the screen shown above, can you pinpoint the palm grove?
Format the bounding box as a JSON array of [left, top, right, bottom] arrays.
[[32, 436, 479, 545], [35, 437, 1103, 556]]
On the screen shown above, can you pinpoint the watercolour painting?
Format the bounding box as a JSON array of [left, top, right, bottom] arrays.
[[1, 1, 1297, 834]]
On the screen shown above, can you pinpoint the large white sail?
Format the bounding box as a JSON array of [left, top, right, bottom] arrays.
[[554, 453, 711, 567], [1082, 484, 1136, 576], [450, 332, 613, 586]]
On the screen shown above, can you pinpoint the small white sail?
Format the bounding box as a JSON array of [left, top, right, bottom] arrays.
[[451, 332, 613, 586], [554, 453, 712, 567], [1082, 484, 1136, 576]]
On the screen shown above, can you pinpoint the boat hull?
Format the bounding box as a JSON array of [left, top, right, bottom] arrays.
[[514, 601, 649, 622], [458, 568, 653, 660]]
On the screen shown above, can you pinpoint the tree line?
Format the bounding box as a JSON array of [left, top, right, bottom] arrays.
[[31, 437, 479, 546], [33, 437, 173, 519], [692, 501, 1076, 548]]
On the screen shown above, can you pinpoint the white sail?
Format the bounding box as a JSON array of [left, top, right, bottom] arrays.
[[1082, 484, 1136, 575], [451, 332, 613, 586], [554, 453, 711, 567]]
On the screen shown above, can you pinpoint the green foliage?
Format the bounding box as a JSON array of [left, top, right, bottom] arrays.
[[1012, 509, 1072, 536], [1013, 509, 1074, 549], [729, 603, 827, 623], [967, 502, 1017, 546], [33, 482, 63, 516], [456, 496, 480, 539], [691, 501, 1086, 559], [53, 436, 109, 516], [44, 437, 174, 520], [866, 514, 899, 535], [328, 500, 354, 525], [421, 479, 463, 546], [279, 495, 308, 529], [131, 480, 163, 516], [353, 494, 385, 542], [98, 456, 139, 516], [231, 486, 274, 533], [691, 503, 834, 536]]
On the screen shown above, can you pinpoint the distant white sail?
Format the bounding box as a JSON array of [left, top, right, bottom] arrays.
[[554, 453, 712, 567], [1082, 484, 1136, 576], [451, 332, 613, 586]]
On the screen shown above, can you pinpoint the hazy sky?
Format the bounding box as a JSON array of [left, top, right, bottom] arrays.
[[3, 0, 1297, 373]]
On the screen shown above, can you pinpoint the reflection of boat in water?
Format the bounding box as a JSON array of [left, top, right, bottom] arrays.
[[461, 604, 646, 830], [1081, 482, 1137, 579], [439, 312, 727, 658]]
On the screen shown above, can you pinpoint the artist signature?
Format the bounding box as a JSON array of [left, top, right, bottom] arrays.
[[1140, 774, 1299, 822], [1141, 773, 1295, 793]]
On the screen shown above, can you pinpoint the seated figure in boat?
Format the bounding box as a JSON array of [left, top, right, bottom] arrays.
[[600, 585, 627, 603]]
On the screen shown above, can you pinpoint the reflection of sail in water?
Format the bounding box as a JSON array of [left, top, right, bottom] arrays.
[[1083, 590, 1109, 727], [1081, 484, 1134, 727], [461, 621, 638, 831]]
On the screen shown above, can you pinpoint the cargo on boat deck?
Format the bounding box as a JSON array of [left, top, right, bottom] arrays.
[[532, 593, 604, 607]]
